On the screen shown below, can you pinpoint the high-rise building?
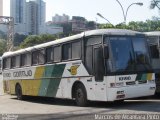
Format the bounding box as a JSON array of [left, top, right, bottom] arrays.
[[26, 0, 46, 35], [52, 14, 70, 23], [0, 0, 3, 16], [10, 0, 27, 34]]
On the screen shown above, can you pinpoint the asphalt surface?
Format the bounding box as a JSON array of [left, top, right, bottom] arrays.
[[0, 95, 160, 120]]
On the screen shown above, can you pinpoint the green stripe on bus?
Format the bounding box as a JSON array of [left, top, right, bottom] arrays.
[[141, 74, 147, 81], [38, 65, 55, 96], [46, 64, 66, 97], [136, 74, 142, 81]]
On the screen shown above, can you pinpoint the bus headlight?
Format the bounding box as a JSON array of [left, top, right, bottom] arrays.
[[110, 82, 124, 87], [116, 82, 124, 87]]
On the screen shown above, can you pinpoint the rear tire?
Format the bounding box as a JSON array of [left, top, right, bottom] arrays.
[[15, 84, 23, 100], [75, 84, 88, 107]]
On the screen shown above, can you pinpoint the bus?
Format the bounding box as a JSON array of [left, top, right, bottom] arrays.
[[2, 29, 156, 106], [145, 31, 160, 94]]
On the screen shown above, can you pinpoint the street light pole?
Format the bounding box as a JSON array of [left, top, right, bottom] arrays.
[[125, 3, 143, 24], [97, 13, 112, 25], [116, 0, 125, 23], [116, 0, 143, 24]]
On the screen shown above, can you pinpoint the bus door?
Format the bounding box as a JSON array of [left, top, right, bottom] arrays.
[[93, 45, 104, 81], [93, 45, 106, 101]]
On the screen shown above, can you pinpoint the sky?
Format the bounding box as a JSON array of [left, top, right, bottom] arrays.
[[3, 0, 160, 25]]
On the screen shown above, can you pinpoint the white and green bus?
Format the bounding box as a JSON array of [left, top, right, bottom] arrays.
[[145, 31, 160, 94], [2, 29, 156, 106]]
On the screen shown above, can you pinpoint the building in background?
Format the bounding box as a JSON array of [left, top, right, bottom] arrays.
[[71, 16, 87, 33], [0, 0, 3, 16], [26, 0, 46, 35], [10, 0, 27, 34], [40, 25, 63, 34], [52, 14, 70, 23]]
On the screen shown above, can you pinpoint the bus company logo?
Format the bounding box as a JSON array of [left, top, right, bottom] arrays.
[[119, 76, 131, 81], [68, 65, 80, 75]]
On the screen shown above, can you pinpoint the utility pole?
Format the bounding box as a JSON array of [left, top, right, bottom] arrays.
[[0, 16, 14, 51]]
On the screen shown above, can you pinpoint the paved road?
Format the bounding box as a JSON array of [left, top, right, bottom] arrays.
[[0, 95, 160, 120]]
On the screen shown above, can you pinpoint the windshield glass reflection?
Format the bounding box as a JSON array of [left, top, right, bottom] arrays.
[[105, 36, 152, 73]]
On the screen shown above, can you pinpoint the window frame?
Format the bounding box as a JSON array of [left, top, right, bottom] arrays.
[[32, 49, 45, 66]]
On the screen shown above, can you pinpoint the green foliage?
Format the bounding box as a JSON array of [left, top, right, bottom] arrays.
[[20, 34, 58, 48], [98, 19, 160, 32], [150, 0, 160, 9], [98, 23, 115, 29], [61, 22, 72, 36], [14, 33, 27, 46], [86, 21, 96, 30], [0, 39, 6, 56], [0, 30, 7, 39]]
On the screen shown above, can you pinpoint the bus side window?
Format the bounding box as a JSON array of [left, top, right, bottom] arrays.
[[3, 58, 11, 69], [11, 56, 16, 68], [72, 40, 81, 59], [39, 50, 45, 64], [150, 45, 159, 58], [46, 47, 53, 63], [32, 51, 39, 65], [16, 56, 20, 68], [11, 55, 20, 68], [62, 43, 71, 61], [32, 49, 45, 65], [53, 46, 61, 62], [21, 53, 31, 67]]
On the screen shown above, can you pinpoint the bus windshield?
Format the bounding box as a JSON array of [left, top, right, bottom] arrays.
[[106, 36, 152, 73]]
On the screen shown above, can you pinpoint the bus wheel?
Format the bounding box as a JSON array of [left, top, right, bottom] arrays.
[[75, 84, 87, 107], [15, 84, 23, 100]]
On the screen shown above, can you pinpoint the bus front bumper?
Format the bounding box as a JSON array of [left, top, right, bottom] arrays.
[[107, 83, 156, 101]]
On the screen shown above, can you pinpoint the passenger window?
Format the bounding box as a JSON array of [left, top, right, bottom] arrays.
[[21, 53, 31, 67], [53, 46, 61, 62], [11, 56, 16, 68], [21, 54, 27, 66], [39, 50, 45, 64], [32, 51, 39, 65], [15, 56, 20, 67], [72, 41, 81, 59], [62, 43, 71, 60], [4, 58, 10, 69], [46, 47, 53, 63]]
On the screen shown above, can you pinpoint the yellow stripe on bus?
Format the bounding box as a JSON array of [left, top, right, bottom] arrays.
[[147, 73, 153, 80]]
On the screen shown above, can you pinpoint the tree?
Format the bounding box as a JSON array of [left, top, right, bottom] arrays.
[[0, 30, 7, 39], [150, 0, 160, 10], [14, 33, 27, 46], [86, 21, 96, 30], [20, 34, 58, 48], [98, 18, 160, 32], [98, 23, 115, 29], [0, 39, 6, 56]]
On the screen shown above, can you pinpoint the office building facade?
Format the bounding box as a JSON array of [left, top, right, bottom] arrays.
[[10, 0, 27, 34]]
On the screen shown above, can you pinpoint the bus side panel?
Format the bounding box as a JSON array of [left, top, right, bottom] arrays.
[[9, 80, 21, 94], [56, 61, 96, 100]]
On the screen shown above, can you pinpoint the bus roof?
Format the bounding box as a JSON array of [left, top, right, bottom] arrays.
[[3, 29, 143, 58], [145, 31, 160, 36]]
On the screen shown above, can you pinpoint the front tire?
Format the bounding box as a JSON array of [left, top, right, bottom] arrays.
[[15, 84, 23, 100], [75, 84, 88, 107]]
